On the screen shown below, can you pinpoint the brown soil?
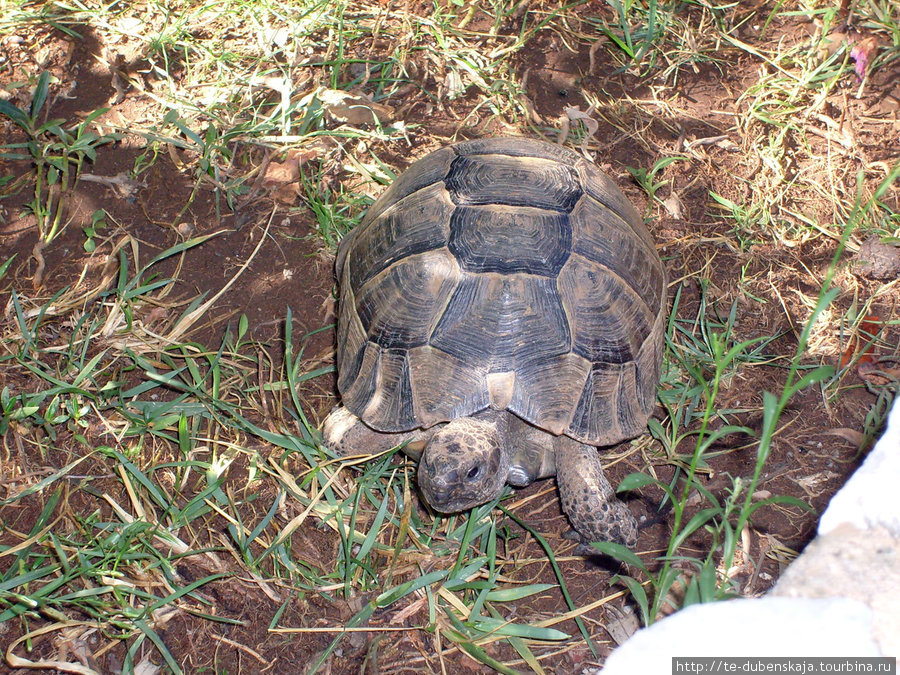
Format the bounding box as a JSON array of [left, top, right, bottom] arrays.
[[1, 3, 898, 674]]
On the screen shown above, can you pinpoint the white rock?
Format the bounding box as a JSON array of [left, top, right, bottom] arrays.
[[601, 597, 881, 674], [819, 400, 900, 536], [771, 523, 900, 655]]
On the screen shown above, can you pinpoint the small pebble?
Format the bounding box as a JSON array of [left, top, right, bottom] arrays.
[[853, 236, 900, 281]]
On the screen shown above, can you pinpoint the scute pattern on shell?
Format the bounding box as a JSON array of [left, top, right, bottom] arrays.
[[336, 138, 667, 445]]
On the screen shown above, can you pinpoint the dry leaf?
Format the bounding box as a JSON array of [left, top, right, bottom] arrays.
[[443, 69, 465, 99], [685, 134, 727, 148], [317, 88, 394, 126], [263, 27, 290, 48], [389, 596, 426, 624], [133, 656, 162, 675], [559, 106, 599, 156], [663, 193, 685, 219], [818, 28, 849, 60], [858, 359, 900, 386], [822, 428, 866, 448], [261, 147, 326, 204], [715, 137, 741, 152], [793, 471, 839, 497], [838, 312, 882, 369], [564, 106, 599, 139], [685, 135, 740, 153], [262, 156, 301, 204], [604, 604, 640, 645], [263, 158, 299, 184]]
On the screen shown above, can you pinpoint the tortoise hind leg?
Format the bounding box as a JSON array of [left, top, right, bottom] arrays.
[[554, 436, 638, 549]]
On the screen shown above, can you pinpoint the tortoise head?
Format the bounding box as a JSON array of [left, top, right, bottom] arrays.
[[418, 417, 509, 513]]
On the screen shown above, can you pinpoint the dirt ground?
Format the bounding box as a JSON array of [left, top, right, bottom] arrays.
[[1, 2, 899, 673]]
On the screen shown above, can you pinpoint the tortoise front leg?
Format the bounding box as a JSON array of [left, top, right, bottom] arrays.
[[505, 413, 557, 487], [321, 406, 430, 459], [554, 436, 638, 549]]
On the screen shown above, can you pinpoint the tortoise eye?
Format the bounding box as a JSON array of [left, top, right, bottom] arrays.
[[466, 465, 483, 481]]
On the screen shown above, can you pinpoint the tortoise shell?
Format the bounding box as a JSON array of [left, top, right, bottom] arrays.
[[334, 137, 667, 446]]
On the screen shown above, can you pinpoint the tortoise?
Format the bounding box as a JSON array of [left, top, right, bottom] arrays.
[[322, 137, 667, 548]]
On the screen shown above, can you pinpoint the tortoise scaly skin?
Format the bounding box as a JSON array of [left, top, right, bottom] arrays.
[[322, 137, 666, 549]]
